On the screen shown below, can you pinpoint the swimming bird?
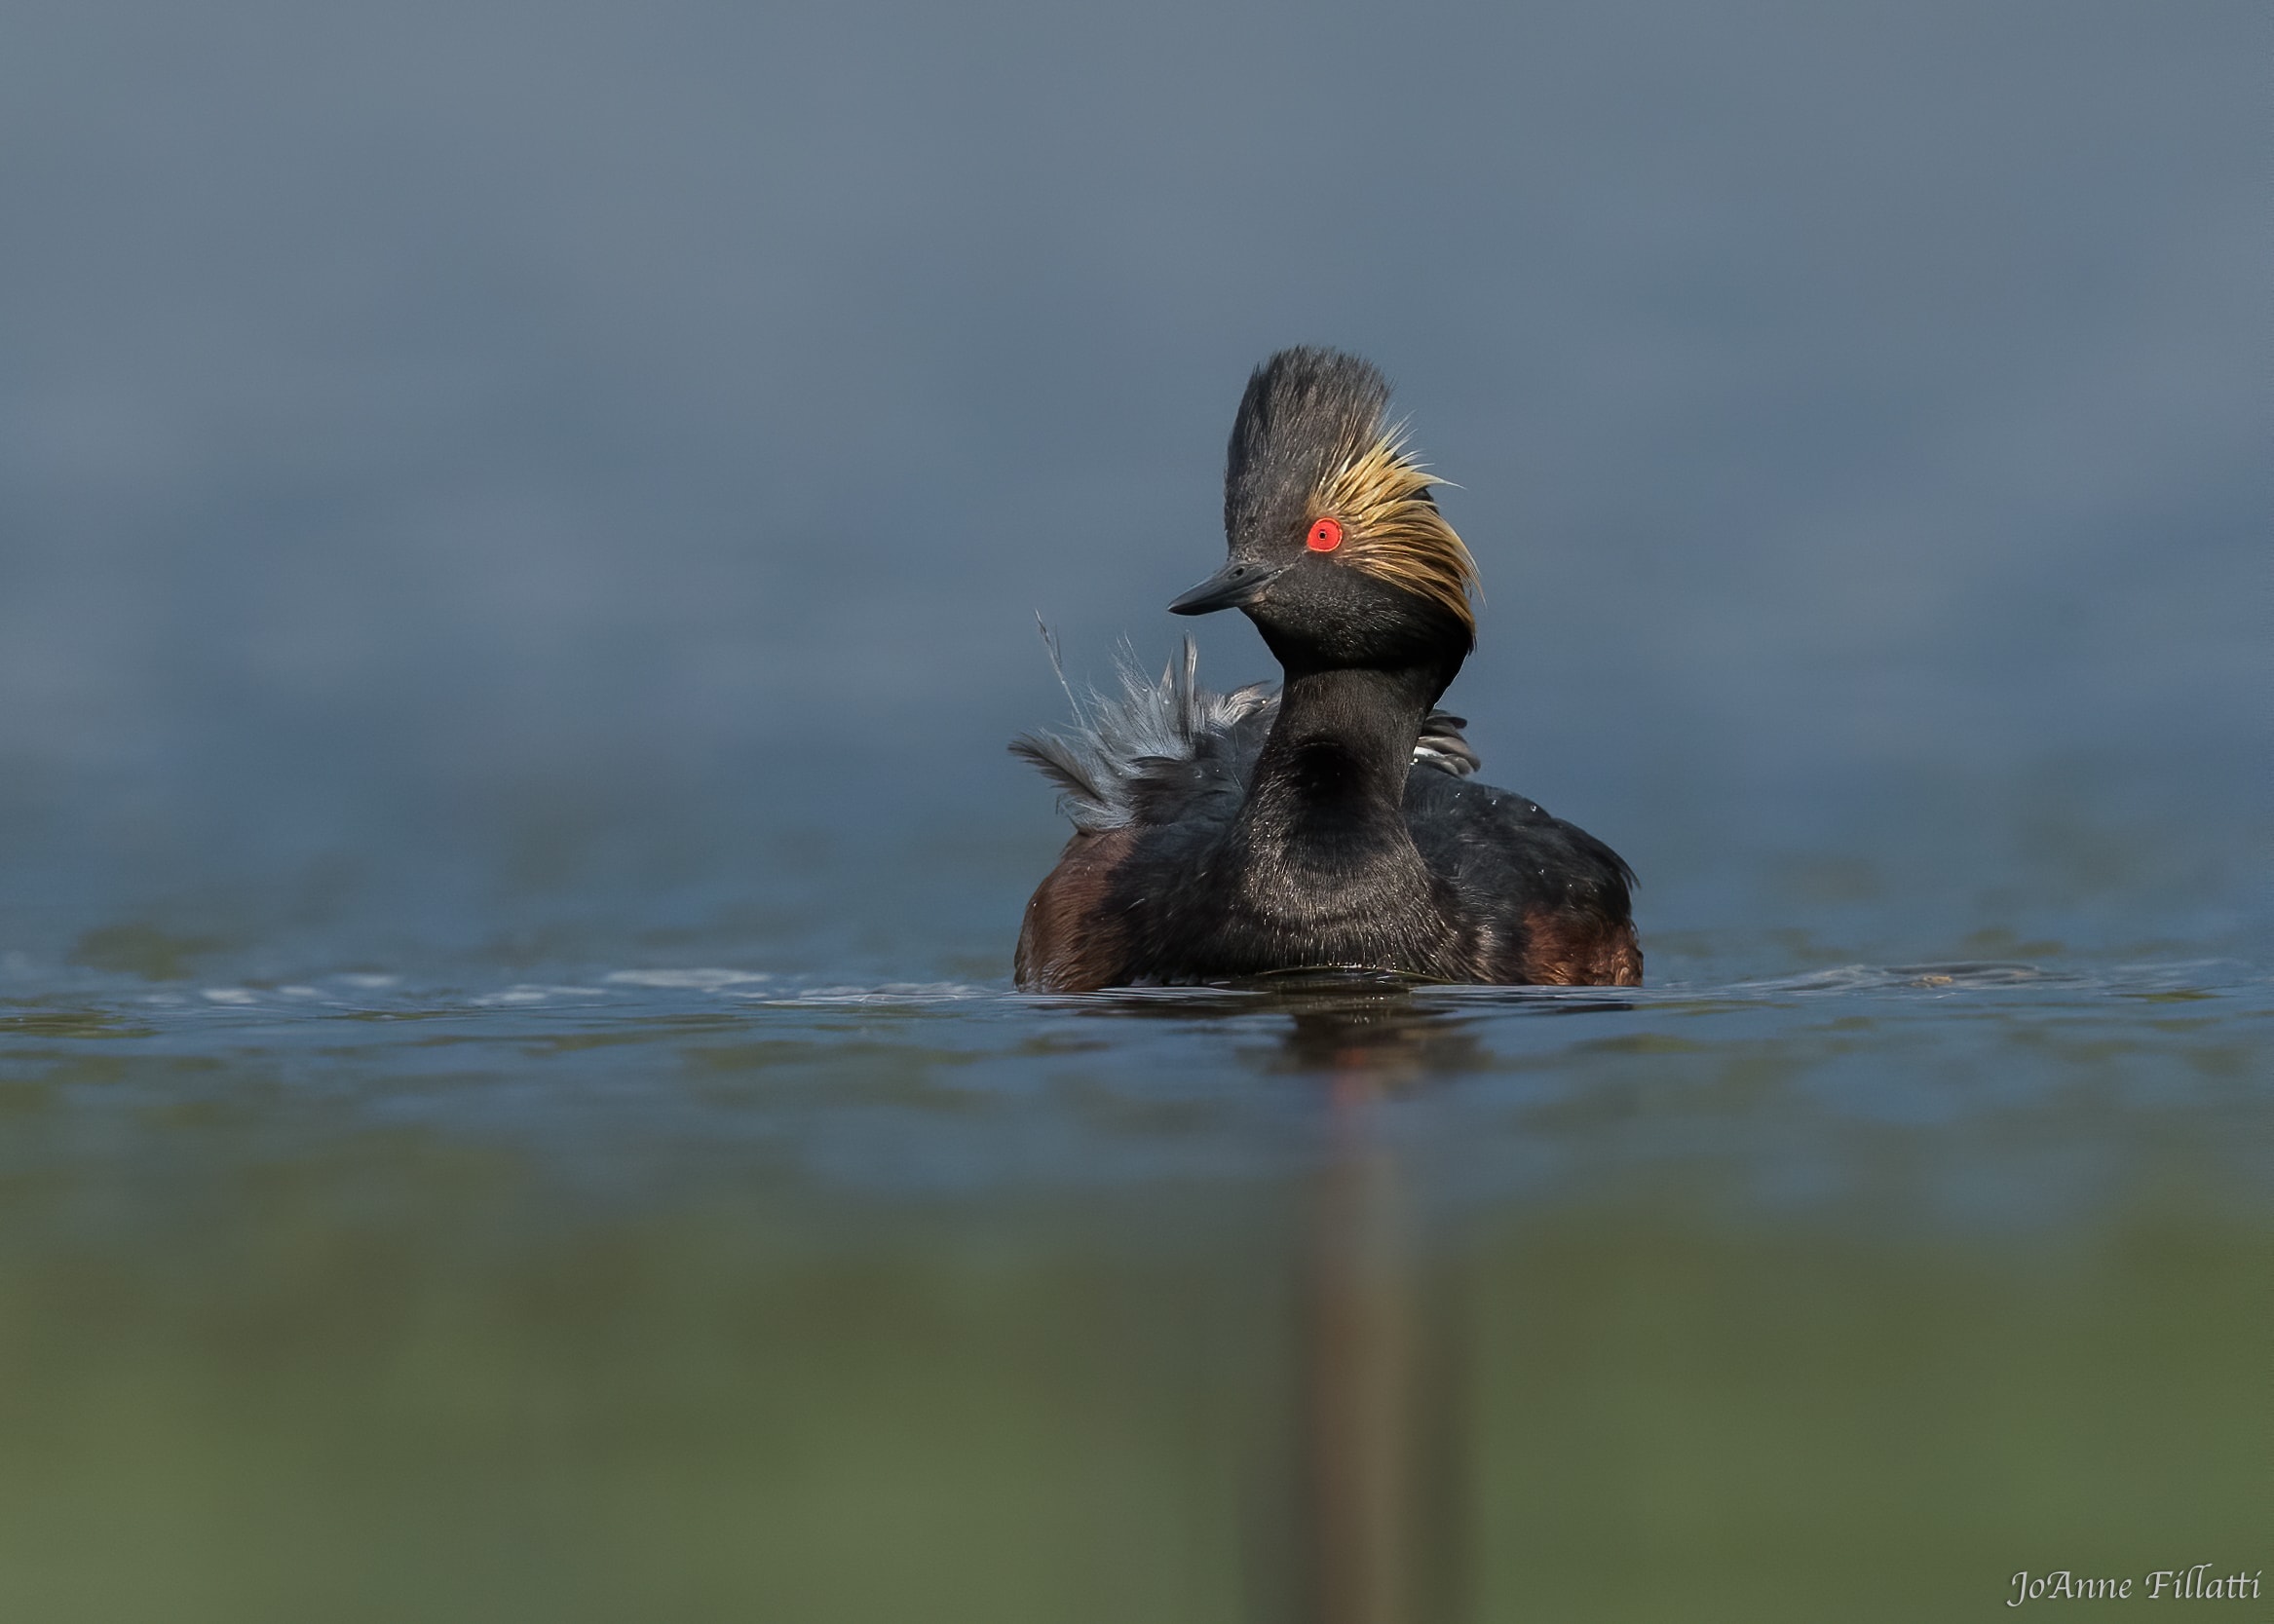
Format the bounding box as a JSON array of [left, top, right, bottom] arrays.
[[1012, 347, 1639, 991]]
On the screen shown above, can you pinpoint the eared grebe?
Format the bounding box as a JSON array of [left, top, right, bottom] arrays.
[[1012, 347, 1640, 992]]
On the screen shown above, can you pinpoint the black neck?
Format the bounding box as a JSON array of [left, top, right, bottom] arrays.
[[1235, 662, 1448, 866]]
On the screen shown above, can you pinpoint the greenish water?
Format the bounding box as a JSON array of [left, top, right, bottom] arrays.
[[2, 958, 2263, 1622]]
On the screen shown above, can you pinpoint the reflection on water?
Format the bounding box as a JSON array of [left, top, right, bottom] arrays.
[[1052, 985, 1475, 1620], [1289, 1000, 1450, 1624], [0, 958, 2265, 1621]]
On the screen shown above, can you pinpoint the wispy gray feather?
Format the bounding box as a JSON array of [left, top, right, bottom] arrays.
[[1414, 712, 1481, 777], [1012, 635, 1481, 833], [1011, 638, 1273, 832]]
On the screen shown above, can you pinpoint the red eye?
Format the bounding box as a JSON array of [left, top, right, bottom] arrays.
[[1306, 516, 1343, 551]]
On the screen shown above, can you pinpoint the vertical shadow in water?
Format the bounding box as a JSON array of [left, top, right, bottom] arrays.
[[1062, 981, 1497, 1621], [1268, 993, 1485, 1624]]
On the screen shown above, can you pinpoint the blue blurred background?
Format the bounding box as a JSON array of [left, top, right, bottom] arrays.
[[4, 0, 2262, 977]]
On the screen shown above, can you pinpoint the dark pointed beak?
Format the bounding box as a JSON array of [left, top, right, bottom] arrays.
[[1167, 557, 1289, 616]]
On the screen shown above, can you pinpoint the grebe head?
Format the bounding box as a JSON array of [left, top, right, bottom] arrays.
[[1169, 347, 1479, 675]]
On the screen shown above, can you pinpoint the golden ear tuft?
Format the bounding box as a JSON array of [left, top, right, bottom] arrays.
[[1315, 426, 1479, 642]]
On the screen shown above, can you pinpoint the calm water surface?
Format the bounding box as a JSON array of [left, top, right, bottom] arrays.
[[2, 931, 2264, 1622]]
